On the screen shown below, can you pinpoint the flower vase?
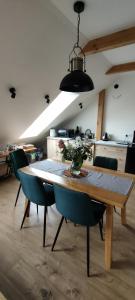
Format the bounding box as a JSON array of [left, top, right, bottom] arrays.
[[70, 158, 83, 175]]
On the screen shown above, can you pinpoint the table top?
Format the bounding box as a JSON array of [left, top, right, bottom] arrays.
[[0, 151, 10, 159], [20, 159, 135, 209], [0, 147, 37, 159]]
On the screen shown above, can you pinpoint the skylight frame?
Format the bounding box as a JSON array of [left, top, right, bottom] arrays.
[[19, 91, 79, 139]]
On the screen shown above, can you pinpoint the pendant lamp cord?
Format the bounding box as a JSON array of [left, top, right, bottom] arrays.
[[77, 13, 80, 47], [68, 9, 86, 72]]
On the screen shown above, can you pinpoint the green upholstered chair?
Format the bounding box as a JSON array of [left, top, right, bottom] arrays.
[[51, 184, 106, 277], [10, 149, 29, 206], [18, 170, 55, 247], [93, 156, 118, 171]]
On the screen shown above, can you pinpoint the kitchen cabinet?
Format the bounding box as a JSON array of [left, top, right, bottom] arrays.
[[47, 137, 94, 166], [94, 144, 127, 172], [47, 137, 72, 161], [125, 146, 135, 174], [47, 138, 57, 160], [47, 137, 127, 171]]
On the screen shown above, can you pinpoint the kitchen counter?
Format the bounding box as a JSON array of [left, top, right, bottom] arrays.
[[47, 137, 129, 147], [47, 136, 73, 141], [95, 140, 129, 148]]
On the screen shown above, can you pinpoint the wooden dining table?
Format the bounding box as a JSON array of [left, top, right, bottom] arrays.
[[20, 158, 135, 271]]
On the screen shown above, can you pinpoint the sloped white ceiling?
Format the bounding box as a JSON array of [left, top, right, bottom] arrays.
[[103, 44, 135, 64], [0, 0, 135, 144], [51, 0, 135, 38]]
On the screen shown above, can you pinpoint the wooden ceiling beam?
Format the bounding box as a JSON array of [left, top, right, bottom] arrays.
[[82, 27, 135, 55], [106, 62, 135, 74], [96, 89, 105, 141]]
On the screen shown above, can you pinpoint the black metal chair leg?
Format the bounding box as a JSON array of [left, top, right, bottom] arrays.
[[20, 201, 30, 229], [114, 206, 117, 213], [37, 204, 38, 214], [6, 163, 9, 176], [14, 183, 21, 207], [99, 220, 104, 241], [51, 216, 64, 251], [100, 216, 103, 227], [43, 206, 47, 247], [86, 226, 90, 277]]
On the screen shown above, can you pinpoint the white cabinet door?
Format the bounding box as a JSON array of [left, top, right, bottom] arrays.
[[47, 138, 65, 161], [47, 138, 58, 160]]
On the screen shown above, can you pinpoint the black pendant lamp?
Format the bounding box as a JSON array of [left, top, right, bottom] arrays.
[[60, 1, 94, 93]]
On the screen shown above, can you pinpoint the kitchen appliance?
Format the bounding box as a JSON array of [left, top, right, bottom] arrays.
[[85, 129, 93, 139], [57, 129, 74, 138], [50, 128, 56, 137], [102, 132, 109, 141], [68, 129, 75, 138]]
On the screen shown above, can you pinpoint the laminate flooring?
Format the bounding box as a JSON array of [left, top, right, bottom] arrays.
[[0, 176, 135, 300]]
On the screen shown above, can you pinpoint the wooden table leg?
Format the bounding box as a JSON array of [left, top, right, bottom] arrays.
[[121, 206, 127, 225], [25, 198, 30, 217], [105, 205, 113, 271]]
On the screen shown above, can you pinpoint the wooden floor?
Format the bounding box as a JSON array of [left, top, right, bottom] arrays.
[[0, 176, 135, 300]]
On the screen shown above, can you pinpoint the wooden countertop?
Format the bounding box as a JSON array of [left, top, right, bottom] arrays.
[[47, 137, 129, 148]]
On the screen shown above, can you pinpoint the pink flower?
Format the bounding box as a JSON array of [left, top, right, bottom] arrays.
[[58, 139, 65, 149]]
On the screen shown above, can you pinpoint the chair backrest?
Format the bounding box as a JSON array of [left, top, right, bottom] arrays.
[[10, 149, 29, 180], [54, 184, 105, 226], [18, 170, 54, 206], [93, 156, 118, 170]]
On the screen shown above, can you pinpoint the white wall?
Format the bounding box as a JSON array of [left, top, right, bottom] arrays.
[[64, 74, 135, 142], [0, 0, 112, 145], [104, 74, 135, 142], [64, 94, 98, 135], [0, 0, 84, 144]]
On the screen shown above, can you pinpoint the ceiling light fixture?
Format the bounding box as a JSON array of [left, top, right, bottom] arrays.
[[45, 94, 50, 104], [60, 1, 94, 93], [9, 87, 16, 99], [79, 102, 83, 109]]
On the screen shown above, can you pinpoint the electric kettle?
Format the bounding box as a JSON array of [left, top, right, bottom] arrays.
[[102, 132, 109, 141]]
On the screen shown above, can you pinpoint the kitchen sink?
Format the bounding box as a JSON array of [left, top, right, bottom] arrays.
[[116, 142, 129, 145]]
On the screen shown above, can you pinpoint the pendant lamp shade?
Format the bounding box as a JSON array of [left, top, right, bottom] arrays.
[[60, 70, 94, 92], [59, 1, 94, 93]]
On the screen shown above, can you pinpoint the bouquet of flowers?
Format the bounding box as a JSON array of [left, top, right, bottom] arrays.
[[58, 137, 93, 172]]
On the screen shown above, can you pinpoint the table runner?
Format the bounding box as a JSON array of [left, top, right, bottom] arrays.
[[31, 160, 133, 196]]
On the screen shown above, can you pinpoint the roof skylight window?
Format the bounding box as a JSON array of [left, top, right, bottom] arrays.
[[19, 92, 79, 139]]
